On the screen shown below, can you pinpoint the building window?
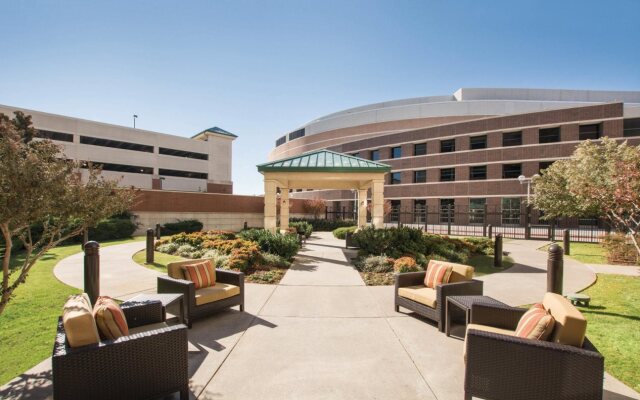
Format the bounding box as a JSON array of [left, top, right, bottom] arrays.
[[469, 198, 486, 224], [469, 165, 487, 180], [502, 163, 522, 179], [539, 161, 554, 173], [80, 136, 153, 153], [469, 135, 487, 150], [80, 161, 153, 175], [159, 147, 208, 160], [440, 139, 455, 153], [371, 149, 380, 161], [38, 129, 74, 142], [390, 172, 401, 185], [159, 168, 208, 179], [623, 118, 640, 137], [391, 146, 402, 159], [539, 127, 561, 143], [414, 200, 426, 223], [288, 128, 305, 140], [501, 197, 521, 225], [275, 135, 286, 147], [414, 170, 427, 183], [350, 152, 360, 157], [414, 143, 427, 156], [579, 124, 600, 140], [502, 131, 522, 147], [390, 200, 401, 222], [440, 199, 455, 223], [440, 168, 455, 182]]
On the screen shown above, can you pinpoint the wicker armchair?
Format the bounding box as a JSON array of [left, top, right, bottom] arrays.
[[394, 261, 483, 332], [464, 301, 604, 400], [52, 301, 189, 400], [158, 259, 244, 328]]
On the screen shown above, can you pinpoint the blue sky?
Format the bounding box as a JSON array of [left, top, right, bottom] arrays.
[[1, 0, 639, 194]]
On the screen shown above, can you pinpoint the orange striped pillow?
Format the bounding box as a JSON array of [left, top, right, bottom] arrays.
[[93, 296, 129, 340], [182, 260, 216, 289], [424, 261, 453, 288], [515, 303, 555, 340]]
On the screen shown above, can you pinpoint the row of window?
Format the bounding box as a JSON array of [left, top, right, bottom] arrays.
[[388, 198, 522, 225], [359, 124, 604, 161], [78, 161, 208, 179], [388, 162, 554, 184], [36, 130, 209, 160]]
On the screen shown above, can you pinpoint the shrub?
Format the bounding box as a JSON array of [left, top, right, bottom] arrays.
[[259, 252, 292, 268], [332, 226, 357, 239], [352, 226, 424, 258], [88, 217, 137, 242], [356, 255, 394, 273], [161, 219, 203, 235], [156, 242, 179, 254], [603, 233, 639, 265], [289, 221, 313, 238], [393, 257, 421, 273], [176, 244, 197, 257], [238, 229, 300, 259], [203, 249, 230, 269], [290, 218, 356, 232]]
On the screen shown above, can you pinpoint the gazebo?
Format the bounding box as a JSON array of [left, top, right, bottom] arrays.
[[257, 150, 391, 233]]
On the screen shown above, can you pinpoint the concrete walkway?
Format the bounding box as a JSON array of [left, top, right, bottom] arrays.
[[587, 263, 640, 276], [2, 233, 639, 399]]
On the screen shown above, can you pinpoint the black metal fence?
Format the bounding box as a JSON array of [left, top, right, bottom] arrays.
[[326, 204, 609, 243]]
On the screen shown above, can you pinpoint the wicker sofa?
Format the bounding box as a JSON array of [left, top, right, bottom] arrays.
[[464, 293, 604, 400], [158, 258, 244, 327], [53, 300, 189, 400], [395, 260, 483, 332]]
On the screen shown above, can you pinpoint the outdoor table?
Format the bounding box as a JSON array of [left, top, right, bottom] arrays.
[[445, 295, 509, 338], [127, 293, 186, 326]]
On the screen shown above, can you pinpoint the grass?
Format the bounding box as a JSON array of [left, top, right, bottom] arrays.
[[578, 274, 640, 392], [540, 241, 608, 264], [0, 236, 143, 386]]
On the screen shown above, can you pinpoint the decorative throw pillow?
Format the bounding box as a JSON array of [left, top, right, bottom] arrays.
[[515, 303, 555, 340], [182, 260, 216, 289], [62, 293, 101, 347], [424, 261, 453, 288], [93, 296, 129, 340]]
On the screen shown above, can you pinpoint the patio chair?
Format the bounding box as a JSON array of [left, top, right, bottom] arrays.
[[463, 292, 604, 400], [395, 260, 483, 331], [53, 298, 189, 400], [158, 258, 244, 327]]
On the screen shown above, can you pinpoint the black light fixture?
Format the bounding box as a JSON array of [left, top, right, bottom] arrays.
[[133, 114, 138, 129]]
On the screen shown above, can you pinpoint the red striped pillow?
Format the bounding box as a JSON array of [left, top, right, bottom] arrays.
[[515, 303, 555, 340], [93, 296, 129, 340], [182, 260, 216, 289], [424, 261, 453, 288]]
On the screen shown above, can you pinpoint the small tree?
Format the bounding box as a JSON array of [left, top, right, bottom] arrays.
[[367, 200, 393, 216], [532, 138, 640, 256], [302, 199, 326, 219], [0, 112, 136, 315]]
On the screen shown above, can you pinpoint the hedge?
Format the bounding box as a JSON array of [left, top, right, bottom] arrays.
[[289, 218, 356, 232], [161, 219, 203, 235]]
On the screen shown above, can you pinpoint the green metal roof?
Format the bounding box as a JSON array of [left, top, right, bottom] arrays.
[[192, 126, 238, 139], [257, 150, 391, 173]]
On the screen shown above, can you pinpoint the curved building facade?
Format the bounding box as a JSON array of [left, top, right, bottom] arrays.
[[270, 88, 640, 224]]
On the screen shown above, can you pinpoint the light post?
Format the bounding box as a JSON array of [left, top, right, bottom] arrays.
[[133, 114, 138, 129], [518, 174, 540, 204]]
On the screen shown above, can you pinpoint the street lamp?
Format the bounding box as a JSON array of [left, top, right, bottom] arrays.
[[133, 114, 138, 129], [518, 174, 540, 204]]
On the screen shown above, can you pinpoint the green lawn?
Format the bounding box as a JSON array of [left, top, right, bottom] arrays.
[[579, 274, 640, 392], [468, 254, 514, 276], [0, 237, 143, 386], [541, 241, 608, 264], [132, 249, 185, 273]]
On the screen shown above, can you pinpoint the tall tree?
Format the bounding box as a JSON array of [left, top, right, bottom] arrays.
[[0, 112, 136, 315], [532, 138, 640, 256]]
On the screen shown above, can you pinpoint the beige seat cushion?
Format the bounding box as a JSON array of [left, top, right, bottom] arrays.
[[398, 285, 437, 308], [195, 282, 240, 306], [62, 293, 100, 347], [167, 258, 213, 280], [464, 323, 516, 361], [425, 260, 474, 283], [542, 292, 587, 347], [128, 322, 169, 335]]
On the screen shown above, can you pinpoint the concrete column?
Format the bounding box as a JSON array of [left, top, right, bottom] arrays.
[[371, 180, 385, 228], [358, 189, 368, 229], [264, 179, 278, 233], [280, 188, 290, 233]]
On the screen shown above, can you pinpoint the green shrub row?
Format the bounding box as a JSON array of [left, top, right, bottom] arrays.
[[238, 229, 300, 260], [332, 226, 357, 239], [290, 218, 356, 232], [289, 221, 313, 238], [160, 219, 203, 235]]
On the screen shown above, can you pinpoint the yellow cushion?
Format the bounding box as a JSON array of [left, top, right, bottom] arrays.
[[167, 258, 212, 280], [542, 292, 587, 347], [62, 293, 100, 348], [398, 285, 437, 308], [464, 323, 516, 361], [195, 282, 240, 306]]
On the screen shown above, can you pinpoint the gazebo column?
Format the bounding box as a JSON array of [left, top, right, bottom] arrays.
[[264, 179, 278, 233], [357, 189, 368, 229], [280, 188, 289, 233], [371, 179, 385, 228]]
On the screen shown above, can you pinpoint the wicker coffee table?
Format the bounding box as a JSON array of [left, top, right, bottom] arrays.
[[128, 293, 186, 326], [445, 295, 508, 337]]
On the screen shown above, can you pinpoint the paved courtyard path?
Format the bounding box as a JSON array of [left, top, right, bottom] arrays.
[[1, 233, 638, 399]]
